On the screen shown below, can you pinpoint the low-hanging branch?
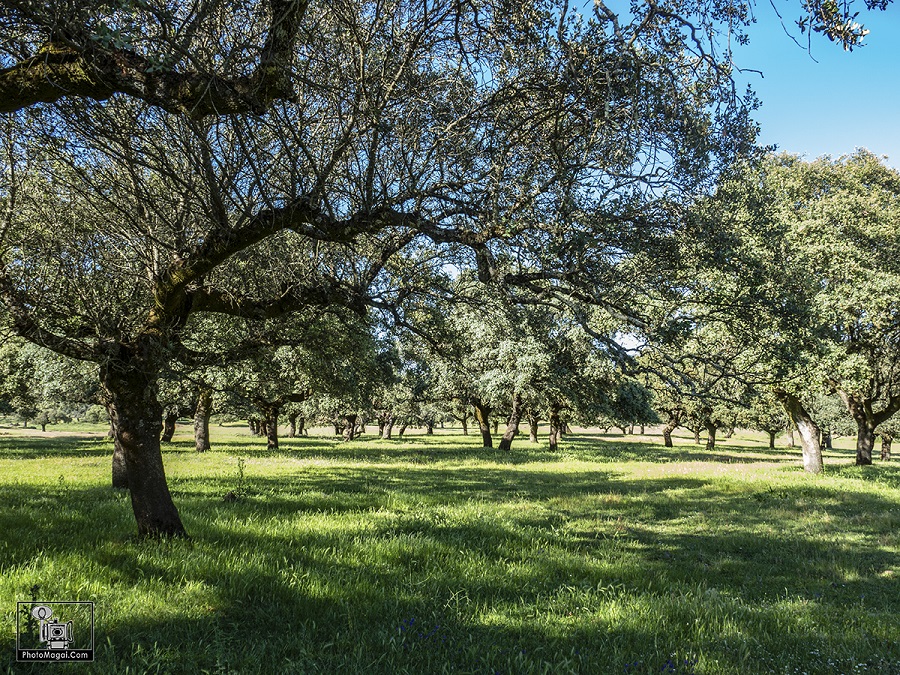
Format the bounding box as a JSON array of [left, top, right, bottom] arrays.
[[0, 0, 308, 116]]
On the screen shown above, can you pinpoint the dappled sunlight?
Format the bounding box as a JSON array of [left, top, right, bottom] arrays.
[[1, 431, 898, 673]]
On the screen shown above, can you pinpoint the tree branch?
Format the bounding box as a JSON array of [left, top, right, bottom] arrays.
[[0, 1, 308, 116]]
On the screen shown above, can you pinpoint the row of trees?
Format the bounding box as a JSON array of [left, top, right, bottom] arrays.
[[1, 0, 895, 538]]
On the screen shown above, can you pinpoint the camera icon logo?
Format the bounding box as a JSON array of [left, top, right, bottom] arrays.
[[32, 606, 73, 650]]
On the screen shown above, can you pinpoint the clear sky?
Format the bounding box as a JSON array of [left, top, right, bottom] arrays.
[[731, 4, 900, 166]]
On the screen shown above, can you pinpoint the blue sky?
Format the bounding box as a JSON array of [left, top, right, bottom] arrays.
[[731, 4, 900, 166]]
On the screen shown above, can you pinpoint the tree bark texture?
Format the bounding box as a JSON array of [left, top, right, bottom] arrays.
[[382, 414, 394, 439], [881, 433, 892, 461], [662, 428, 673, 447], [768, 430, 776, 450], [107, 401, 129, 490], [194, 388, 212, 452], [161, 412, 178, 442], [288, 412, 297, 438], [342, 414, 357, 442], [498, 393, 523, 452], [704, 421, 717, 452], [774, 389, 824, 474], [101, 360, 187, 537], [548, 403, 562, 452], [263, 405, 280, 450], [472, 398, 493, 448]]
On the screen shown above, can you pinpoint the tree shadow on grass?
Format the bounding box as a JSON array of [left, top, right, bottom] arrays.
[[0, 435, 111, 459], [1, 470, 898, 674]]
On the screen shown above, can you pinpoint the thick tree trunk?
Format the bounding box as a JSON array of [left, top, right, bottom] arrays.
[[101, 361, 186, 538], [107, 401, 129, 489], [662, 427, 673, 448], [297, 416, 306, 436], [548, 404, 561, 452], [472, 399, 493, 448], [498, 394, 523, 452], [881, 433, 892, 461], [705, 421, 717, 451], [768, 430, 776, 450], [382, 415, 394, 439], [855, 421, 876, 465], [288, 412, 297, 438], [161, 412, 178, 443], [263, 405, 280, 450], [774, 389, 824, 474], [342, 414, 357, 442], [426, 421, 434, 435], [397, 423, 407, 438], [194, 388, 212, 452], [693, 427, 701, 445]]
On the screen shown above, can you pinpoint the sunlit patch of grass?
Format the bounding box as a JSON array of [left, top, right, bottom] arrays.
[[1, 428, 898, 673]]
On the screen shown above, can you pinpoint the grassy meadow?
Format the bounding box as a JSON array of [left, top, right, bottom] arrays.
[[0, 422, 898, 674]]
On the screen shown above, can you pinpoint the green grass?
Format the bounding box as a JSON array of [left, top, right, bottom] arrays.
[[1, 426, 898, 674]]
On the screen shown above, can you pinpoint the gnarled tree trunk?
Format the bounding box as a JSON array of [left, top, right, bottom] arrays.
[[498, 393, 523, 452], [548, 403, 562, 452], [382, 414, 394, 439], [704, 421, 717, 452], [774, 389, 823, 474], [262, 405, 279, 450], [342, 414, 357, 442], [288, 412, 298, 438], [194, 388, 212, 452], [161, 411, 178, 443], [881, 433, 892, 461], [662, 416, 677, 448], [101, 359, 186, 538], [472, 398, 493, 448]]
